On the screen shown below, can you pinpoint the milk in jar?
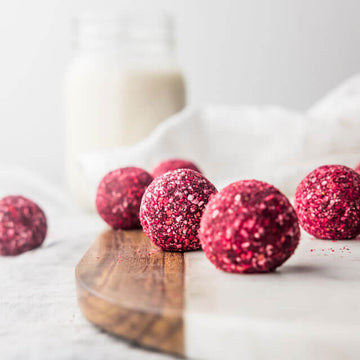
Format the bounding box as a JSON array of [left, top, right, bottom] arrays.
[[65, 13, 186, 210]]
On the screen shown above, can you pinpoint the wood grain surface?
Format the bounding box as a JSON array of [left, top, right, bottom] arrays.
[[75, 229, 185, 356]]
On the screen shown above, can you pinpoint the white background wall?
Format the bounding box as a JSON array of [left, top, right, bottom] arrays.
[[0, 0, 359, 186]]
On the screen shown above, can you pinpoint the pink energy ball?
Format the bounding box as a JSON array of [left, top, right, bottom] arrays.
[[96, 167, 153, 229], [152, 159, 202, 178], [295, 165, 360, 240], [199, 180, 300, 274], [0, 195, 47, 256], [140, 168, 217, 251]]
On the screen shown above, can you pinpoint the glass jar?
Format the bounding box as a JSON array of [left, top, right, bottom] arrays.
[[65, 13, 186, 210]]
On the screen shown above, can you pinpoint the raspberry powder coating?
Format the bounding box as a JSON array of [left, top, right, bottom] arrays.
[[152, 159, 202, 178], [199, 180, 300, 273], [0, 195, 47, 256], [96, 167, 153, 229], [294, 165, 360, 239], [140, 168, 217, 251]]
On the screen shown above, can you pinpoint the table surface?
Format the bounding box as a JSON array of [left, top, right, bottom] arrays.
[[0, 213, 178, 360], [1, 167, 360, 360], [0, 167, 176, 360]]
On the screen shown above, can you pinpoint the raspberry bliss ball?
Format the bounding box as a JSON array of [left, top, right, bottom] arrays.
[[96, 167, 153, 229], [140, 169, 217, 251], [199, 180, 300, 273], [152, 159, 202, 178], [0, 195, 47, 256], [294, 165, 360, 240]]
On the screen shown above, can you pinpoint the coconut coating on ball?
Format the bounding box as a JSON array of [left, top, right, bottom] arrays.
[[0, 195, 47, 256], [199, 180, 300, 273], [96, 167, 153, 229], [294, 165, 360, 240], [152, 159, 202, 178], [140, 168, 217, 251]]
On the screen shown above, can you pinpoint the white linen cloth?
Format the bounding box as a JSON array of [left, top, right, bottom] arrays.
[[80, 74, 360, 200], [1, 75, 360, 360]]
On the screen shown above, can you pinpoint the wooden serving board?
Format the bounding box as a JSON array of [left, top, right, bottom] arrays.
[[76, 229, 360, 360], [75, 230, 185, 355]]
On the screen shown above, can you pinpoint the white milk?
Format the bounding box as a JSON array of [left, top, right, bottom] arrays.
[[65, 14, 186, 210]]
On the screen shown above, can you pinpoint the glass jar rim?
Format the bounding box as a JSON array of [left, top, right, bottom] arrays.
[[74, 11, 175, 44]]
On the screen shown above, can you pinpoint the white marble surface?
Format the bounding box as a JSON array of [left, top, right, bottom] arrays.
[[185, 232, 360, 359]]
